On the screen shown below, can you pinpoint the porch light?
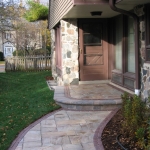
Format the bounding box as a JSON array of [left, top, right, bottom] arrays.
[[90, 11, 102, 16]]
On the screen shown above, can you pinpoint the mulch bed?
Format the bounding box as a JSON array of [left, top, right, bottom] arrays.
[[102, 109, 143, 150], [45, 76, 54, 81]]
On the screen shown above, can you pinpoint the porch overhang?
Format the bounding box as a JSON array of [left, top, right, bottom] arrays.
[[63, 0, 150, 19], [49, 0, 150, 29]]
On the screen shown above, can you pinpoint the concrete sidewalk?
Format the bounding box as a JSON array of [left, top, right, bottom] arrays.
[[0, 64, 5, 73]]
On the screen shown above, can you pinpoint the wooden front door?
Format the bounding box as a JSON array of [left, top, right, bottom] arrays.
[[79, 20, 108, 81]]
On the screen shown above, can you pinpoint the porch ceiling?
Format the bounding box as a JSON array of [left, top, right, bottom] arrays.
[[63, 0, 150, 19], [63, 5, 119, 18]]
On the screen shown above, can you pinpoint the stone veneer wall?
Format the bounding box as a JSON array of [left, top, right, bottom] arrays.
[[51, 19, 79, 85], [50, 29, 57, 81], [136, 5, 150, 101]]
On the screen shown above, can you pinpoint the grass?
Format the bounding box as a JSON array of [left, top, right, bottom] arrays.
[[0, 71, 60, 150], [0, 61, 5, 65]]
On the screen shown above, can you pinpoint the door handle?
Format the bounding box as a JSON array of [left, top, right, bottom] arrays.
[[80, 48, 82, 54]]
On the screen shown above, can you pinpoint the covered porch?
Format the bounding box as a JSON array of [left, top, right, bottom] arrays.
[[49, 0, 150, 99]]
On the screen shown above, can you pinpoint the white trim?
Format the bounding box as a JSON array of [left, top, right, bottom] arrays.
[[135, 89, 140, 96]]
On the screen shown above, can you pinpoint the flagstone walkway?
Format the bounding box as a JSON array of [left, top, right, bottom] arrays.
[[13, 110, 113, 150], [10, 81, 123, 150]]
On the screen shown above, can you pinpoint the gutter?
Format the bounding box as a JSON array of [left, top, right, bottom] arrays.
[[109, 0, 140, 96]]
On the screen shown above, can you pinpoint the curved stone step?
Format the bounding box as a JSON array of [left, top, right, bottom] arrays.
[[51, 85, 122, 111]]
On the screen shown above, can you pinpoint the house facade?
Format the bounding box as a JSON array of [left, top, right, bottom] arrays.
[[0, 31, 15, 57], [3, 41, 15, 57], [0, 28, 43, 58], [49, 0, 150, 101], [3, 31, 16, 57]]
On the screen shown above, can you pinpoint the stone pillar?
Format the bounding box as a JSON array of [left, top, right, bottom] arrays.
[[61, 19, 79, 85], [50, 29, 57, 80], [50, 19, 79, 85], [135, 5, 150, 101]]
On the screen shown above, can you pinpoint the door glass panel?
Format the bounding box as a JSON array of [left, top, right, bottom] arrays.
[[84, 34, 100, 44], [83, 23, 101, 45], [115, 16, 122, 70], [127, 17, 135, 73]]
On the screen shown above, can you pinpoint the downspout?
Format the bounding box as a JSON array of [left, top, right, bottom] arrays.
[[109, 0, 140, 96]]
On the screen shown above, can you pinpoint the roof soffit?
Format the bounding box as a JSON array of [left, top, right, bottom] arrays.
[[63, 0, 150, 18]]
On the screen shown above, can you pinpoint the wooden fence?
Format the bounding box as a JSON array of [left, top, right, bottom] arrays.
[[5, 55, 51, 71]]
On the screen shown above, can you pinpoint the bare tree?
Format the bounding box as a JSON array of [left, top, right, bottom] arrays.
[[1, 0, 50, 56], [0, 0, 23, 31], [11, 19, 43, 55]]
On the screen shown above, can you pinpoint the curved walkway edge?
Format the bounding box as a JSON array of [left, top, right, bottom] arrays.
[[8, 108, 119, 150], [8, 109, 63, 150], [94, 108, 120, 150]]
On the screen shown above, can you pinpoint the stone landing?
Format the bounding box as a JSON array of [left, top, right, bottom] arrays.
[[48, 82, 123, 111]]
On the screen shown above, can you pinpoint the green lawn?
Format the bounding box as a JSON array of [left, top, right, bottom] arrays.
[[0, 61, 5, 65], [0, 71, 60, 150]]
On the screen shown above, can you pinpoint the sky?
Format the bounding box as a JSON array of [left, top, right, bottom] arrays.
[[0, 0, 49, 6]]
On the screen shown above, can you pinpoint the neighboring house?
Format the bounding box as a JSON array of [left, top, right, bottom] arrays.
[[3, 41, 15, 57], [0, 0, 43, 57], [0, 31, 15, 57], [0, 29, 43, 57], [3, 31, 16, 57], [0, 32, 3, 54], [49, 0, 150, 100]]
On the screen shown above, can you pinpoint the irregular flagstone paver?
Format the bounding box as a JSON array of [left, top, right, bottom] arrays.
[[14, 110, 111, 150], [69, 84, 123, 99]]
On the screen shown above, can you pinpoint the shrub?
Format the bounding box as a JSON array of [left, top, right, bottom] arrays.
[[46, 46, 51, 53], [13, 49, 50, 56], [121, 93, 150, 149], [33, 48, 50, 55], [0, 52, 4, 61], [13, 50, 24, 56]]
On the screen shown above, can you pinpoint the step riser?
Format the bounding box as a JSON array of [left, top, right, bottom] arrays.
[[56, 102, 121, 111], [47, 81, 123, 111], [79, 80, 110, 85]]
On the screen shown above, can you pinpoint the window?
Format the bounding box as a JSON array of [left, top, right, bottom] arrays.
[[127, 17, 135, 73], [5, 47, 13, 56], [55, 24, 62, 74], [5, 33, 11, 39], [112, 15, 135, 90], [145, 4, 150, 62], [115, 15, 123, 70]]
